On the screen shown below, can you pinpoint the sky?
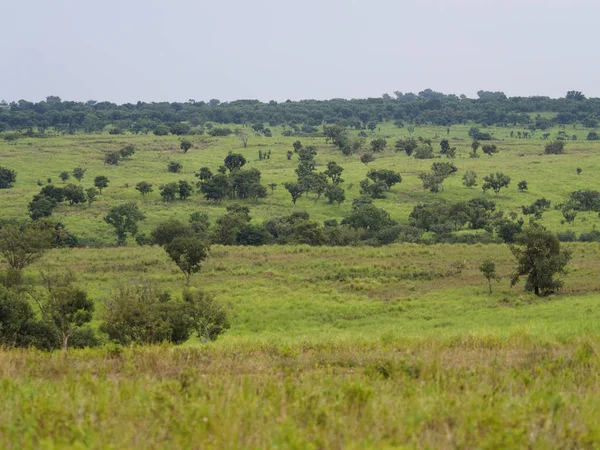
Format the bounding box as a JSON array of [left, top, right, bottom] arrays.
[[1, 0, 598, 104]]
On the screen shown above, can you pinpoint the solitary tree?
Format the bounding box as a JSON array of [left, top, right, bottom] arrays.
[[518, 180, 528, 191], [510, 225, 571, 296], [180, 139, 193, 153], [165, 237, 209, 286], [104, 203, 146, 246], [59, 171, 70, 183], [479, 260, 500, 294], [360, 153, 375, 166], [94, 175, 109, 193], [482, 172, 511, 195]]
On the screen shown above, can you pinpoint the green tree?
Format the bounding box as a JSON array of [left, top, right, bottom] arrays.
[[324, 185, 346, 206], [482, 172, 511, 195], [284, 182, 304, 205], [0, 223, 53, 271], [135, 181, 153, 196], [120, 144, 135, 158], [86, 188, 98, 206], [59, 171, 70, 183], [178, 180, 194, 200], [366, 169, 401, 190], [72, 167, 86, 182], [360, 153, 375, 166], [196, 167, 213, 181], [28, 196, 55, 220], [165, 238, 209, 286], [94, 175, 109, 193], [544, 141, 565, 155], [35, 271, 94, 350], [168, 161, 183, 173], [183, 290, 230, 342], [0, 167, 17, 189], [324, 161, 344, 185], [517, 180, 528, 191], [482, 144, 498, 156], [180, 139, 193, 153], [104, 203, 146, 246], [510, 225, 571, 296], [160, 182, 179, 202], [479, 260, 500, 294], [104, 152, 120, 165], [224, 153, 247, 172], [370, 138, 387, 153], [151, 219, 193, 246], [462, 170, 478, 187], [63, 184, 87, 206]]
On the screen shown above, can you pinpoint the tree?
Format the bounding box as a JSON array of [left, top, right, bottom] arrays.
[[94, 175, 109, 193], [370, 138, 387, 153], [104, 152, 120, 165], [479, 260, 499, 294], [293, 140, 303, 152], [196, 167, 213, 181], [324, 161, 344, 185], [72, 167, 86, 182], [63, 184, 87, 205], [104, 203, 146, 246], [35, 271, 94, 350], [360, 153, 375, 166], [120, 144, 135, 158], [366, 169, 401, 190], [284, 182, 304, 205], [482, 172, 511, 195], [286, 150, 293, 160], [28, 196, 55, 220], [0, 167, 17, 189], [180, 139, 192, 153], [518, 180, 528, 191], [482, 144, 498, 156], [59, 171, 70, 183], [413, 145, 435, 159], [160, 182, 179, 202], [168, 161, 182, 173], [462, 170, 477, 187], [566, 91, 585, 101], [544, 141, 565, 155], [394, 137, 418, 156], [224, 153, 247, 172], [151, 220, 194, 246], [587, 132, 599, 141], [510, 225, 571, 296], [86, 188, 98, 206], [165, 238, 209, 286], [0, 223, 52, 271], [470, 140, 480, 157], [178, 180, 194, 200], [183, 290, 230, 343], [135, 181, 153, 196], [234, 129, 249, 148], [419, 173, 444, 193], [324, 185, 346, 206]]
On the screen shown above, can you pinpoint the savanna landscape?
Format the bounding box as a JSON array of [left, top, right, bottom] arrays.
[[1, 92, 600, 448]]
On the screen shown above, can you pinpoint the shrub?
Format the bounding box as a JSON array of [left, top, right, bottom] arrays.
[[544, 141, 565, 155]]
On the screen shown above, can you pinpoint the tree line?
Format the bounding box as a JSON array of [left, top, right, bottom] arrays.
[[1, 90, 600, 135]]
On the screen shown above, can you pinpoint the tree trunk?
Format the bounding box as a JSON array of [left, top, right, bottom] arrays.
[[488, 279, 492, 294]]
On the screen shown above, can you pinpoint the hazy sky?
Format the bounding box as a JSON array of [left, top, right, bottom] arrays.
[[1, 0, 598, 104]]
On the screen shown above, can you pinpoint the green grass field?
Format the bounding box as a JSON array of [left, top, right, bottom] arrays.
[[2, 124, 600, 448]]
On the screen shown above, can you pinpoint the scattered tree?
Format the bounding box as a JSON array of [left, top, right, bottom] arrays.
[[72, 167, 86, 182], [180, 139, 193, 153], [135, 181, 153, 196], [518, 180, 528, 192], [479, 260, 500, 294], [462, 170, 478, 187], [0, 167, 17, 189], [94, 175, 109, 194], [104, 203, 146, 246], [284, 182, 304, 205], [168, 161, 183, 173], [165, 238, 209, 286], [482, 172, 511, 195], [510, 225, 571, 296], [59, 171, 70, 183]]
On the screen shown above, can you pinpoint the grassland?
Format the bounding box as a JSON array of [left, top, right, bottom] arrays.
[[2, 124, 600, 448], [1, 123, 599, 243]]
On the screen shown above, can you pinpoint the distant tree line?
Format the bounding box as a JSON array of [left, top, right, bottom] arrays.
[[1, 90, 600, 135]]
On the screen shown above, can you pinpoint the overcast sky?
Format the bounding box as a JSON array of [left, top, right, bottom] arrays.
[[1, 0, 598, 104]]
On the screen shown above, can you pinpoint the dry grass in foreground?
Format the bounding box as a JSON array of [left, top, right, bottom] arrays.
[[1, 335, 599, 449]]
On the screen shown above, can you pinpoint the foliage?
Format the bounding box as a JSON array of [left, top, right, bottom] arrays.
[[135, 181, 153, 196], [462, 170, 477, 187], [94, 175, 109, 193], [510, 225, 571, 296], [482, 172, 511, 195], [0, 223, 53, 271], [165, 237, 209, 285], [544, 141, 565, 155], [104, 203, 146, 246], [168, 161, 183, 173], [479, 259, 499, 294], [0, 166, 17, 189]]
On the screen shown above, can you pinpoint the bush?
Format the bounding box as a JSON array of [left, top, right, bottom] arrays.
[[544, 141, 565, 155], [556, 230, 577, 242], [168, 161, 182, 173], [587, 131, 599, 141], [413, 145, 435, 159]]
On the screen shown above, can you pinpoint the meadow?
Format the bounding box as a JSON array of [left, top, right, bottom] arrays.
[[1, 122, 599, 242], [2, 123, 600, 448]]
